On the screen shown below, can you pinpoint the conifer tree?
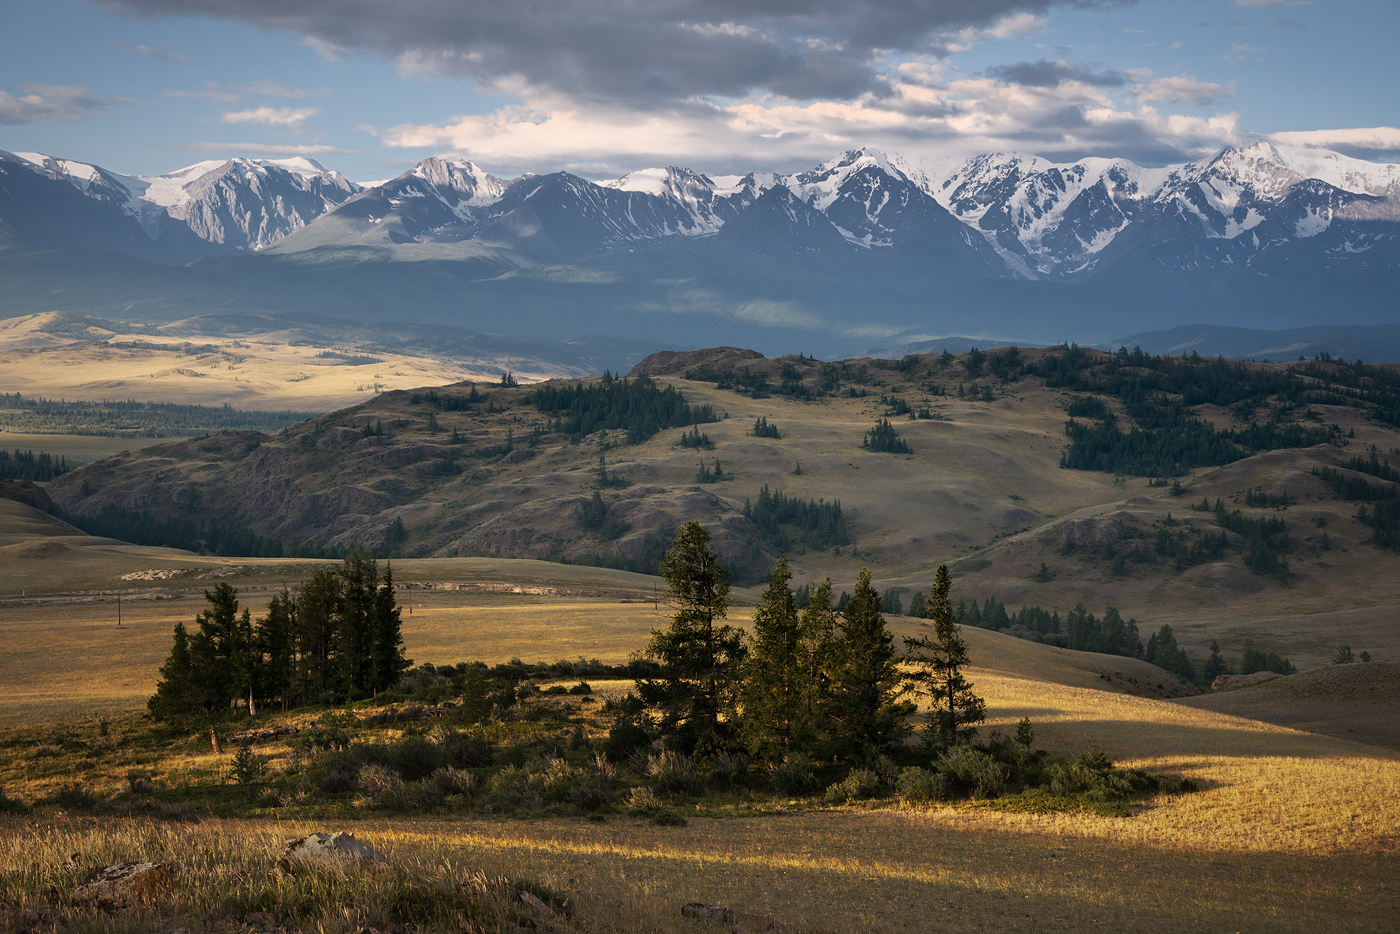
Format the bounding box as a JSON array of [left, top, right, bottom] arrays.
[[637, 522, 746, 751], [254, 590, 297, 710], [372, 563, 410, 692], [825, 567, 912, 762], [148, 621, 202, 723], [905, 564, 985, 748], [740, 556, 818, 757]]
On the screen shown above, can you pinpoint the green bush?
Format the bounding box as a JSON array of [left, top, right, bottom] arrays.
[[768, 754, 820, 795], [645, 750, 705, 796], [43, 782, 99, 811], [935, 746, 1007, 799], [823, 768, 884, 804], [0, 786, 30, 815], [896, 767, 949, 804]]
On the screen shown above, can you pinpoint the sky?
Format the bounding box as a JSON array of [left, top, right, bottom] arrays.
[[1, 0, 1396, 184]]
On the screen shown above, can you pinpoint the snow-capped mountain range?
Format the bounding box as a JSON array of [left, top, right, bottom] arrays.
[[2, 142, 1397, 287]]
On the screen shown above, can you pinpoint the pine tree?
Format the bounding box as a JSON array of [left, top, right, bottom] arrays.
[[254, 590, 297, 710], [193, 583, 254, 714], [637, 522, 747, 751], [904, 565, 985, 748], [372, 563, 410, 692], [740, 556, 817, 758], [148, 622, 201, 723], [295, 568, 342, 698], [824, 567, 912, 762], [336, 552, 379, 695]]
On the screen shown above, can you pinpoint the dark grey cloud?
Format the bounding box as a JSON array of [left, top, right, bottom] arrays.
[[97, 0, 1125, 104], [985, 59, 1126, 87]]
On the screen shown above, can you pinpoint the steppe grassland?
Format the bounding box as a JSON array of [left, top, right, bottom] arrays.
[[0, 325, 480, 411], [0, 433, 172, 466]]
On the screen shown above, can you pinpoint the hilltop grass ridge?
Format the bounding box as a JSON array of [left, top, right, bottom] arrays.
[[13, 342, 1400, 671]]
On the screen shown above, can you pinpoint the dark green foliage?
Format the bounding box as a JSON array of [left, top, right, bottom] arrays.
[[751, 416, 780, 439], [1145, 625, 1196, 681], [69, 503, 347, 559], [0, 392, 315, 437], [958, 597, 1143, 659], [742, 485, 849, 552], [148, 554, 409, 719], [1211, 500, 1291, 579], [1154, 525, 1229, 569], [1239, 646, 1296, 676], [825, 568, 912, 761], [880, 588, 905, 615], [881, 394, 911, 417], [528, 374, 716, 444], [739, 557, 824, 758], [1244, 487, 1290, 508], [1065, 396, 1114, 422], [1203, 641, 1228, 681], [678, 426, 714, 448], [693, 458, 725, 483], [579, 491, 630, 540], [1312, 465, 1400, 550], [905, 566, 985, 748], [1332, 644, 1355, 664], [408, 385, 484, 410], [862, 418, 911, 454], [637, 523, 747, 751], [0, 449, 69, 482]]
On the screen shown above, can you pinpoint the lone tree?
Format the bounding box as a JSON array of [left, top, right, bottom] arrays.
[[905, 564, 985, 748], [740, 555, 821, 758], [637, 522, 747, 752], [824, 567, 912, 762]]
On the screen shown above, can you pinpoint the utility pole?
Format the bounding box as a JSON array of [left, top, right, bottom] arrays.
[[117, 593, 122, 629]]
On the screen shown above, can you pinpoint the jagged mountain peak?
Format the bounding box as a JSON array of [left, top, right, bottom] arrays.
[[404, 157, 507, 206]]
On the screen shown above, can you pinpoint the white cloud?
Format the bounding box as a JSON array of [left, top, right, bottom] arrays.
[[944, 13, 1048, 52], [0, 84, 127, 125], [365, 73, 1251, 178], [1268, 127, 1400, 160], [164, 141, 357, 155], [135, 43, 189, 63], [165, 88, 242, 103], [1135, 76, 1227, 104], [302, 36, 349, 63], [1223, 42, 1266, 62], [222, 106, 321, 131]]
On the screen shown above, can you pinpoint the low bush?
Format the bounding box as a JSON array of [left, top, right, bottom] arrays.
[[935, 746, 1008, 799], [824, 768, 884, 804], [896, 767, 949, 804], [768, 754, 820, 795]]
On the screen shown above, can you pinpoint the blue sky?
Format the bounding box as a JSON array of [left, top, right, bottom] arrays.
[[2, 0, 1396, 182]]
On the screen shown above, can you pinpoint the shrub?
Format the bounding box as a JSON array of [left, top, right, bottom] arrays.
[[429, 766, 476, 797], [702, 752, 751, 790], [645, 750, 705, 796], [823, 768, 884, 804], [768, 754, 820, 795], [569, 681, 593, 695], [125, 770, 155, 794], [231, 744, 267, 792], [935, 746, 1007, 799], [356, 764, 445, 812], [0, 786, 30, 815], [627, 786, 663, 811], [896, 767, 949, 805], [43, 782, 99, 811], [318, 750, 364, 793], [429, 726, 495, 768], [651, 810, 688, 827]]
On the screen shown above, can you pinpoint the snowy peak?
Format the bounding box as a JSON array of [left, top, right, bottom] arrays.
[[789, 148, 912, 212], [407, 157, 508, 207]]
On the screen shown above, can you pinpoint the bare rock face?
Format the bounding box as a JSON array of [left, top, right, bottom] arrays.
[[278, 832, 390, 875], [73, 862, 175, 909]]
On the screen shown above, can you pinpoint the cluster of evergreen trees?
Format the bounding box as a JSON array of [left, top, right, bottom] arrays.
[[70, 503, 348, 560], [612, 525, 983, 766], [1312, 459, 1400, 550], [0, 392, 313, 437], [741, 485, 849, 553], [0, 449, 70, 482], [862, 418, 911, 453], [148, 554, 410, 723], [954, 598, 1144, 659], [527, 373, 717, 444]]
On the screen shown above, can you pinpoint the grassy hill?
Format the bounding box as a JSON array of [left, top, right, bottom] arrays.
[[27, 344, 1400, 672]]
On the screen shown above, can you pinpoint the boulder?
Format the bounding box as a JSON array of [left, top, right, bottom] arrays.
[[277, 832, 390, 875], [73, 862, 175, 909]]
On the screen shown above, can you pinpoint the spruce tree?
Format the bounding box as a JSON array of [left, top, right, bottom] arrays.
[[824, 567, 911, 762], [148, 622, 201, 723], [254, 590, 297, 710], [905, 564, 985, 748], [637, 522, 746, 751], [372, 563, 410, 692], [740, 556, 817, 758]]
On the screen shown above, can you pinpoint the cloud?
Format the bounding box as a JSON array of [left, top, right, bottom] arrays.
[[0, 84, 128, 124], [163, 141, 358, 155], [1223, 42, 1265, 62], [135, 42, 190, 62], [165, 88, 242, 103], [98, 0, 1073, 105], [222, 106, 320, 130], [1135, 76, 1227, 104], [985, 60, 1126, 88], [1269, 127, 1400, 161], [364, 72, 1251, 178]]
